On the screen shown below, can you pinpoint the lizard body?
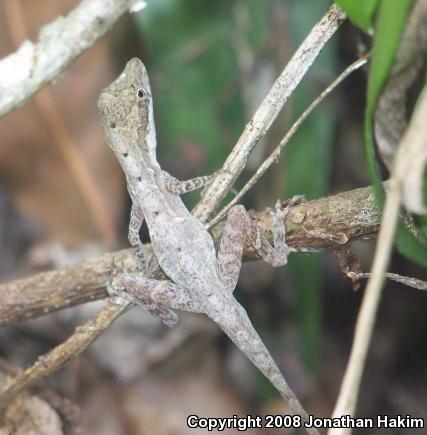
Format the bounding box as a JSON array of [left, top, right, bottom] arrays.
[[98, 58, 318, 434]]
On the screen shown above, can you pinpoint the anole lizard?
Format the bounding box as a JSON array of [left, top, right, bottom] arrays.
[[98, 58, 318, 434]]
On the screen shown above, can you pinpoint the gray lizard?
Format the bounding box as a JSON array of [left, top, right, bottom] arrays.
[[98, 58, 318, 434]]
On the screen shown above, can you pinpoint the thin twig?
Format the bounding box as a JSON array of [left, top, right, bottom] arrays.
[[208, 56, 368, 229], [330, 85, 427, 435], [330, 179, 401, 435], [349, 272, 427, 291], [0, 0, 142, 116], [192, 4, 345, 222], [0, 300, 127, 419]]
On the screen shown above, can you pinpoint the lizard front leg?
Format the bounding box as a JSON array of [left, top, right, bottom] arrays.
[[162, 171, 217, 195], [127, 202, 179, 325], [217, 198, 298, 293], [128, 202, 147, 271], [108, 273, 203, 327]]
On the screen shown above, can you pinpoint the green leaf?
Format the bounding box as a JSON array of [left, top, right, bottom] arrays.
[[364, 0, 427, 266], [366, 0, 413, 121], [335, 0, 379, 31]]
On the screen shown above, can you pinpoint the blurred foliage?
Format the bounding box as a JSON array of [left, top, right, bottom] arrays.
[[134, 0, 338, 377]]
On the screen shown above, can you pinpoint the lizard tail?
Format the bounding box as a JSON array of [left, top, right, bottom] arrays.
[[217, 308, 319, 435]]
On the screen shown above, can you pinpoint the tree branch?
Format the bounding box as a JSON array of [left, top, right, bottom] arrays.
[[0, 0, 141, 116], [0, 184, 381, 327]]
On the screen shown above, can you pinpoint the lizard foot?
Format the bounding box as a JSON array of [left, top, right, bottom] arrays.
[[106, 274, 133, 307], [107, 274, 179, 328]]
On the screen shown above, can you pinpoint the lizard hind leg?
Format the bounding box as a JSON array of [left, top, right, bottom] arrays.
[[108, 273, 204, 327], [261, 197, 298, 267], [216, 205, 246, 293], [217, 198, 298, 293]]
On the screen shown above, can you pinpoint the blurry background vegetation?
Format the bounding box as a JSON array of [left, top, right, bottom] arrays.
[[0, 1, 426, 433]]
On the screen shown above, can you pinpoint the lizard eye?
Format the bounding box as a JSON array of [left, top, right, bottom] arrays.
[[137, 89, 145, 98]]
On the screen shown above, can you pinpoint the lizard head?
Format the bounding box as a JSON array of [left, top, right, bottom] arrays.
[[97, 58, 152, 134], [97, 58, 159, 166]]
